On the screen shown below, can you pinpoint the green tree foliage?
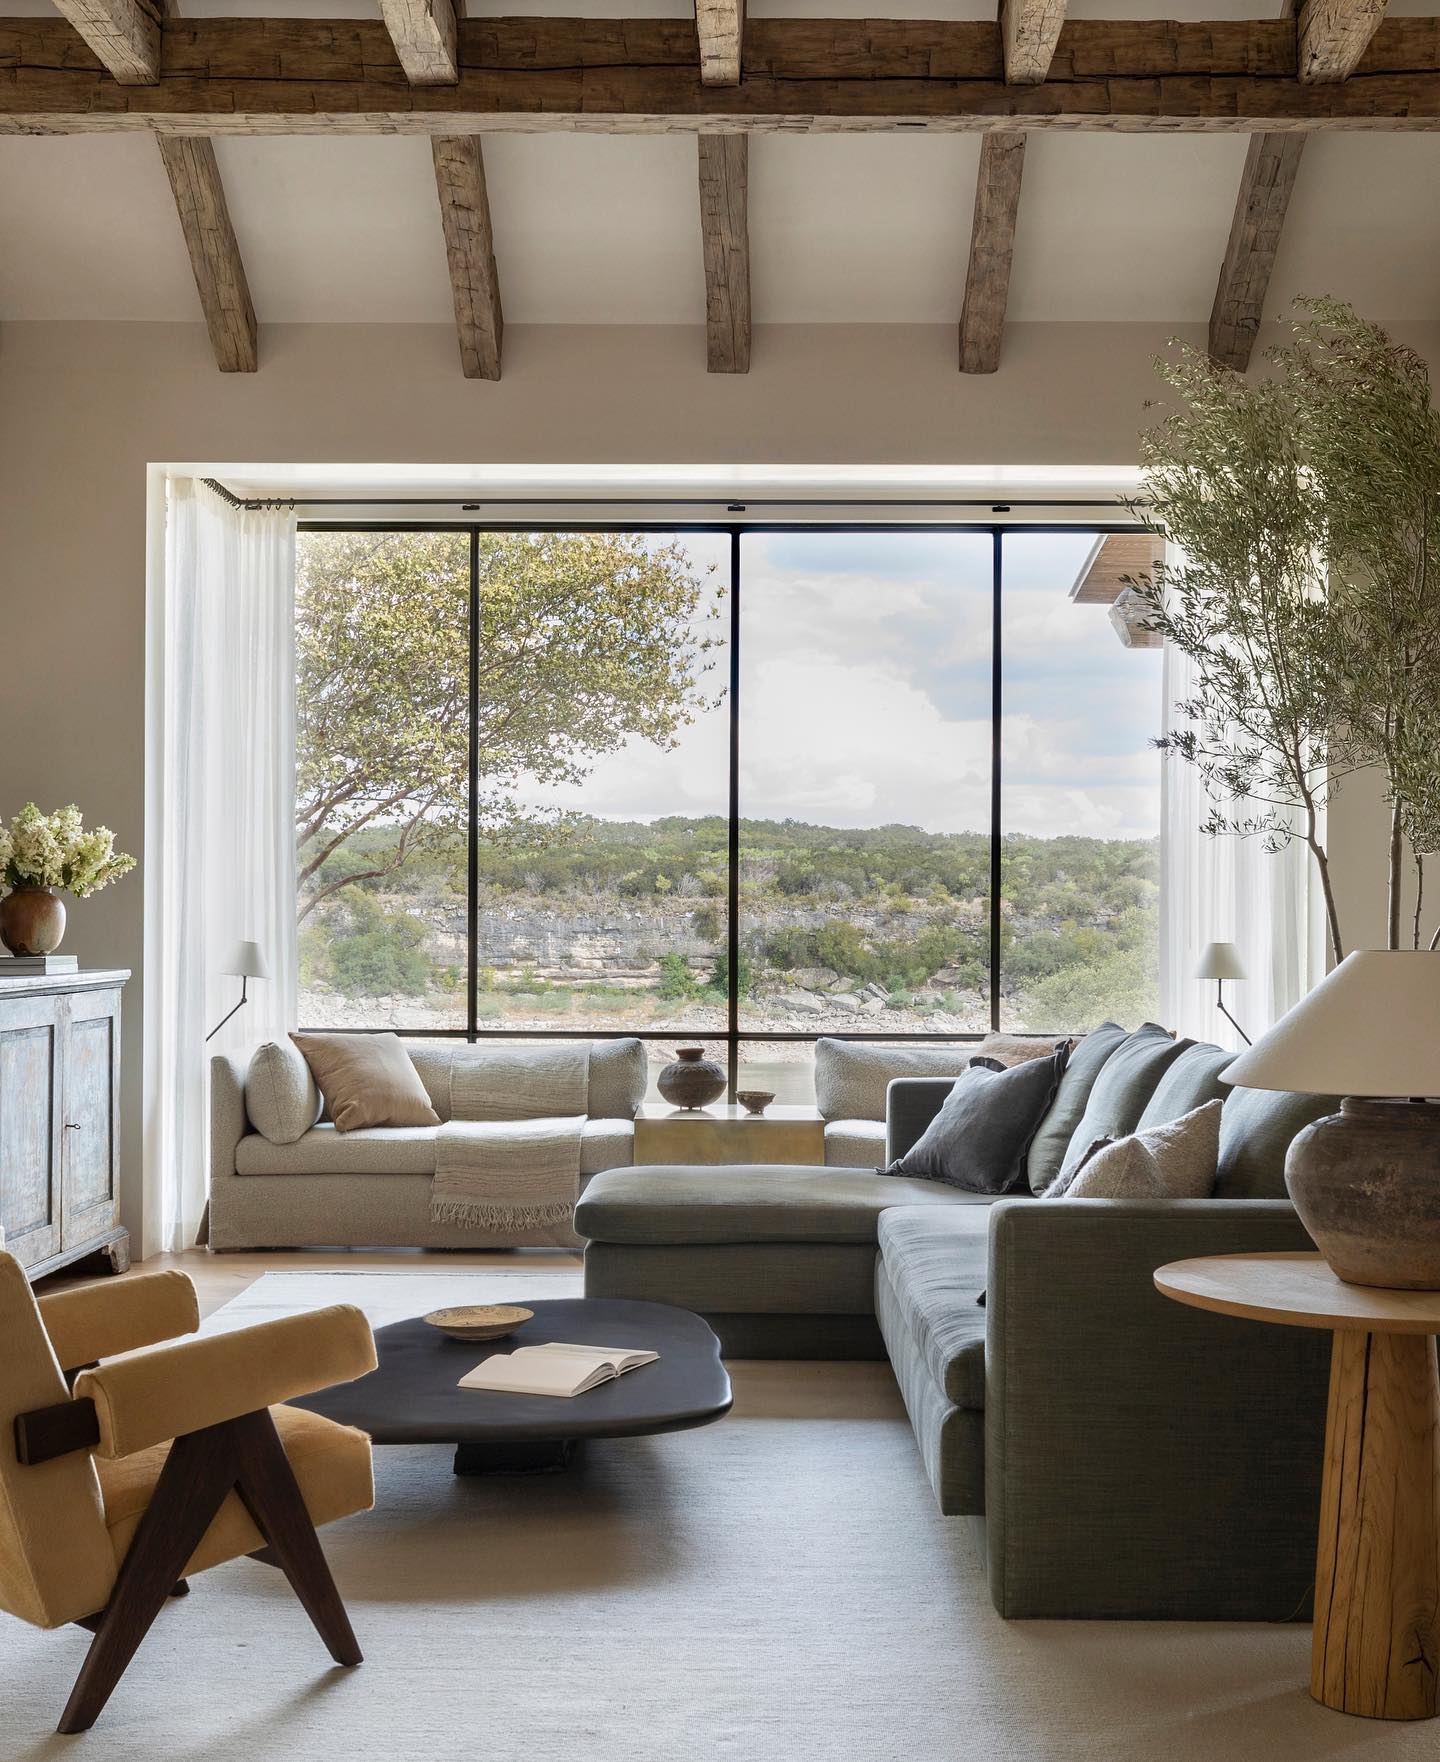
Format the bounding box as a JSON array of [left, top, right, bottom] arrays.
[[295, 531, 722, 920], [301, 892, 430, 997]]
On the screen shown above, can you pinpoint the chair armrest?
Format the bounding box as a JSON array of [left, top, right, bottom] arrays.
[[984, 1197, 1328, 1618], [73, 1304, 377, 1459], [885, 1078, 955, 1164], [38, 1270, 200, 1374]]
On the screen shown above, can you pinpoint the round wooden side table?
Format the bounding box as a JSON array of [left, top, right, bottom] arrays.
[[1155, 1250, 1440, 1722]]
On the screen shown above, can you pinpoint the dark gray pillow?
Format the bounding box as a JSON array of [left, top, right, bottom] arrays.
[[1025, 1021, 1127, 1193], [884, 1044, 1070, 1195]]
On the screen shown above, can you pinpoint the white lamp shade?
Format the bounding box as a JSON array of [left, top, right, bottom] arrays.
[[222, 939, 270, 981], [1195, 941, 1247, 982], [1222, 950, 1440, 1096]]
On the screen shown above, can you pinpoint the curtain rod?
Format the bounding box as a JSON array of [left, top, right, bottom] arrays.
[[202, 479, 1138, 514]]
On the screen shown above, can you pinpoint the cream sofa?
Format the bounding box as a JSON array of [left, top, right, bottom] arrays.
[[207, 1035, 993, 1252], [208, 1037, 649, 1252]]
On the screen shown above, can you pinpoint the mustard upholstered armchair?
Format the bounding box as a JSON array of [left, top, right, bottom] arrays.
[[0, 1251, 377, 1733]]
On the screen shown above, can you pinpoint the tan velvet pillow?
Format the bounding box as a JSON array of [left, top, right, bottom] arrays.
[[290, 1032, 440, 1133]]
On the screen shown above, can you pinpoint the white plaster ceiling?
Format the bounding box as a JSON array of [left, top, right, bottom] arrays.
[[2, 0, 1439, 326]]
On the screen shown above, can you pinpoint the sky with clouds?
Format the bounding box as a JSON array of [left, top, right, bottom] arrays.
[[522, 529, 1163, 844]]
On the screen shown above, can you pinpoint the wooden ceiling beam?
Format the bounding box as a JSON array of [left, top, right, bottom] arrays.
[[959, 130, 1025, 374], [7, 17, 1440, 133], [1209, 131, 1306, 370], [157, 135, 257, 371], [50, 0, 160, 84], [698, 133, 749, 372], [379, 0, 458, 85], [695, 0, 743, 84], [1298, 0, 1388, 83], [432, 135, 502, 379], [999, 0, 1066, 84]]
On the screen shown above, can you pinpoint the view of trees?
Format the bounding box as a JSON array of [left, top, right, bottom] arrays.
[[296, 527, 1161, 1051]]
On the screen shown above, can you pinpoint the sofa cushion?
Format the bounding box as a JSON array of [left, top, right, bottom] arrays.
[[245, 1039, 321, 1145], [885, 1045, 1068, 1194], [1060, 1100, 1222, 1199], [1024, 1021, 1126, 1193], [877, 1208, 989, 1409], [1216, 1086, 1339, 1198], [824, 1119, 885, 1168], [574, 1164, 991, 1248], [587, 1038, 648, 1119], [1135, 1043, 1232, 1131], [1058, 1024, 1189, 1179], [292, 1032, 440, 1133], [235, 1117, 635, 1179], [814, 1039, 981, 1124]]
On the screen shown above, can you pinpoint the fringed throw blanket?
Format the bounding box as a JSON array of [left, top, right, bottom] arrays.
[[430, 1042, 591, 1231]]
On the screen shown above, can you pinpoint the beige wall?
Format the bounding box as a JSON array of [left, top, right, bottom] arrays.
[[0, 315, 1420, 1252]]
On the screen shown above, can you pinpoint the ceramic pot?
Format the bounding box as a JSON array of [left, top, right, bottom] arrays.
[[0, 886, 66, 957], [657, 1047, 726, 1110], [1286, 1098, 1440, 1289]]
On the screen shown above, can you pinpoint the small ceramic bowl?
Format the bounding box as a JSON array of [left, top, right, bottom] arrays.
[[736, 1090, 775, 1116], [423, 1304, 534, 1343]]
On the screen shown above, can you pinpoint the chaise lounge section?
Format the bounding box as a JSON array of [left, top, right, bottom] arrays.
[[576, 1029, 1337, 1619]]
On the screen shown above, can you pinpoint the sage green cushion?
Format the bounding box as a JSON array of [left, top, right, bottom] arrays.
[[1136, 1043, 1233, 1131], [1025, 1021, 1127, 1193], [574, 1163, 989, 1247], [877, 1208, 990, 1407], [1216, 1087, 1340, 1199], [1059, 1024, 1190, 1177]]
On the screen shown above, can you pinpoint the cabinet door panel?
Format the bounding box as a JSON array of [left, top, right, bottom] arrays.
[[61, 992, 120, 1248], [0, 1003, 62, 1268]]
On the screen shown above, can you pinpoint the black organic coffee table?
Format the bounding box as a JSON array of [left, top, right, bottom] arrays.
[[292, 1297, 732, 1475]]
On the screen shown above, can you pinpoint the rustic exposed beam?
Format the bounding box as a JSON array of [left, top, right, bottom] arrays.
[[432, 135, 502, 379], [695, 0, 743, 85], [6, 17, 1440, 134], [1298, 0, 1388, 83], [698, 133, 749, 372], [157, 135, 256, 372], [999, 0, 1066, 84], [959, 130, 1025, 374], [379, 0, 458, 85], [1209, 131, 1306, 369], [50, 0, 160, 84]]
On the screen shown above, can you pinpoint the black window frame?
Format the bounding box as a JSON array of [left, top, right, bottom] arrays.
[[296, 519, 1150, 1092]]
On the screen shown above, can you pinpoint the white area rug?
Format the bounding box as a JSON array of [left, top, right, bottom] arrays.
[[1, 1270, 1431, 1761]]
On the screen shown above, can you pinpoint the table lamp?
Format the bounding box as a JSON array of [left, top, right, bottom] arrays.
[[205, 940, 269, 1043], [1195, 941, 1250, 1045], [1222, 950, 1440, 1289]]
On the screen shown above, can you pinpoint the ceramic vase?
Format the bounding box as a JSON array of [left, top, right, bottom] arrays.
[[657, 1047, 726, 1110], [0, 886, 66, 957]]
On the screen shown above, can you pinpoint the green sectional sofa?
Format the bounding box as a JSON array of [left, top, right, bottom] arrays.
[[575, 1031, 1337, 1621]]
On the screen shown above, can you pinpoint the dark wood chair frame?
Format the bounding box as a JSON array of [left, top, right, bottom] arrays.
[[14, 1397, 363, 1734]]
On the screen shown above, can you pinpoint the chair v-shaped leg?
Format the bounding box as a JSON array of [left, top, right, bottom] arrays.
[[58, 1410, 361, 1734], [231, 1410, 362, 1667], [59, 1420, 243, 1733]]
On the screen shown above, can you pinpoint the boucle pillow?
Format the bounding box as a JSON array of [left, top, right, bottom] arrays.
[[246, 1039, 321, 1145], [291, 1032, 441, 1134], [885, 1043, 1070, 1194], [976, 1032, 1073, 1068], [1059, 1099, 1223, 1201]]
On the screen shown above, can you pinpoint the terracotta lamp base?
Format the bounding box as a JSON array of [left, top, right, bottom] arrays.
[[1286, 1098, 1440, 1290]]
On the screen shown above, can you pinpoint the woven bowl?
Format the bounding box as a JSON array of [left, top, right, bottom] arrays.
[[422, 1303, 534, 1343]]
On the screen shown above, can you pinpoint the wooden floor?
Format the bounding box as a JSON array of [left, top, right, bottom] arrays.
[[37, 1246, 583, 1319]]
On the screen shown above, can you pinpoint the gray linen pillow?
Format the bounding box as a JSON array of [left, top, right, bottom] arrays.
[[1063, 1100, 1223, 1200], [246, 1039, 322, 1145], [1025, 1020, 1127, 1193], [885, 1044, 1070, 1195]]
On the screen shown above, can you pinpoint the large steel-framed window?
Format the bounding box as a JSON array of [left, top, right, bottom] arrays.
[[296, 519, 1151, 1091]]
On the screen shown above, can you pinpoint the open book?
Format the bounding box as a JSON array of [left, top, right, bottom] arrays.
[[458, 1341, 659, 1398]]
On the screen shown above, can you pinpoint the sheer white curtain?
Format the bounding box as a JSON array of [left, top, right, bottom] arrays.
[[1158, 635, 1327, 1048], [144, 478, 298, 1255]]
